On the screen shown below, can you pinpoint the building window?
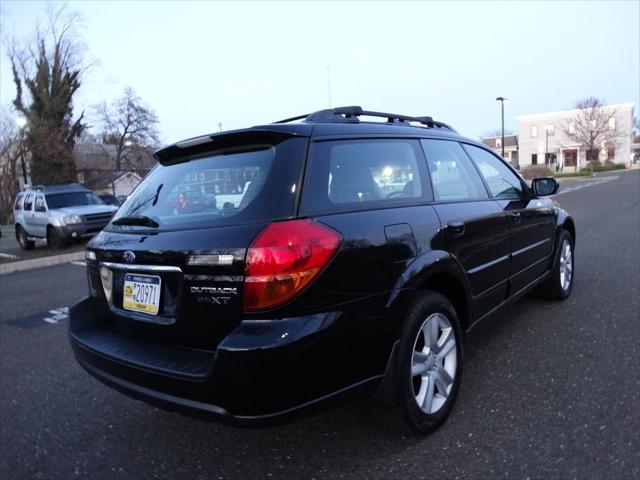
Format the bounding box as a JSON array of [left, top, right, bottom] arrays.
[[586, 149, 598, 163], [608, 117, 616, 130], [545, 153, 557, 164], [546, 124, 555, 136], [530, 126, 538, 138], [531, 153, 538, 165], [590, 119, 597, 129], [568, 122, 576, 134], [607, 148, 615, 160], [495, 137, 502, 147]]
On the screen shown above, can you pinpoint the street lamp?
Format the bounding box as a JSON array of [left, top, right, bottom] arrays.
[[495, 97, 507, 158], [15, 117, 28, 186], [545, 126, 550, 165]]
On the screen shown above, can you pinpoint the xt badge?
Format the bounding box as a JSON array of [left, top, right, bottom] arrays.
[[190, 286, 237, 305]]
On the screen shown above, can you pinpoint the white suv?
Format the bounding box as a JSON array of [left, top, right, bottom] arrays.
[[13, 184, 118, 249]]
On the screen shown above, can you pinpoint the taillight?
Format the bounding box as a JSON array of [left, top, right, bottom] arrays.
[[243, 220, 342, 312]]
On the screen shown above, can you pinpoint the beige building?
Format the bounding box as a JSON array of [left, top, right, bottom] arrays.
[[481, 134, 519, 168], [516, 102, 636, 172]]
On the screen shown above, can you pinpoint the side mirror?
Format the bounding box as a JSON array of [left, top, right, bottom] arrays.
[[532, 177, 559, 196]]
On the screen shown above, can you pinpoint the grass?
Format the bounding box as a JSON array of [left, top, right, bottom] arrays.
[[553, 171, 590, 178]]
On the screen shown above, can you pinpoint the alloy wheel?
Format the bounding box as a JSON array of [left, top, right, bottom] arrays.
[[559, 239, 573, 291], [411, 312, 458, 414]]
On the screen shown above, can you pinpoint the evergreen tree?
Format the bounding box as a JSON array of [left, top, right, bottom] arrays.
[[9, 5, 87, 184]]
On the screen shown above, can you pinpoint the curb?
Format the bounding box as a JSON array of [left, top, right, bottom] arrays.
[[0, 251, 85, 276]]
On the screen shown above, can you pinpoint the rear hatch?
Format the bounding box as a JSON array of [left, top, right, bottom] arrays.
[[86, 130, 308, 350]]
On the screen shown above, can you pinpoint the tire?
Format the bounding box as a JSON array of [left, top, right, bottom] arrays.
[[46, 226, 66, 249], [536, 230, 574, 301], [393, 291, 464, 434], [16, 225, 35, 250]]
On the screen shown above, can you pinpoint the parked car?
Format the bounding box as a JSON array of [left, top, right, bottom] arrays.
[[99, 194, 121, 206], [13, 184, 119, 249], [167, 190, 216, 214], [69, 106, 575, 433]]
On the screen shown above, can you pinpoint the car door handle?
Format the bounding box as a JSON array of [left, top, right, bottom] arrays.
[[447, 221, 465, 237], [510, 211, 521, 224]]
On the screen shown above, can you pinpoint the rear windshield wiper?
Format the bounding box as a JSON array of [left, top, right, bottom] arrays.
[[111, 215, 159, 228]]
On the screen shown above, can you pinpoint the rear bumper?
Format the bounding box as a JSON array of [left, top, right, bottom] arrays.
[[68, 296, 386, 426]]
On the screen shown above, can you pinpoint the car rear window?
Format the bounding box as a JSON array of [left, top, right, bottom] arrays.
[[108, 137, 306, 231], [301, 139, 429, 215]]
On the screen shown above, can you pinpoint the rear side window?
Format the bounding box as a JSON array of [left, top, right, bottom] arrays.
[[463, 144, 524, 199], [420, 139, 488, 202], [109, 137, 306, 231], [34, 195, 47, 212], [23, 194, 34, 211], [301, 139, 428, 214], [14, 194, 23, 210]]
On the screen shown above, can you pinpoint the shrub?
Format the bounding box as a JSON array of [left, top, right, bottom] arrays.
[[520, 165, 553, 180], [580, 161, 625, 173]]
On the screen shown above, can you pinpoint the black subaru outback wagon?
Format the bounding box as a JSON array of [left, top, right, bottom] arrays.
[[69, 106, 575, 433]]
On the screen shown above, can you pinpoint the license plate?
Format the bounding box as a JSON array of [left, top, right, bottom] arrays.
[[123, 274, 161, 315]]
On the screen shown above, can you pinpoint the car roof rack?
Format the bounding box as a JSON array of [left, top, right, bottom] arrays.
[[274, 106, 457, 132], [23, 183, 88, 193]]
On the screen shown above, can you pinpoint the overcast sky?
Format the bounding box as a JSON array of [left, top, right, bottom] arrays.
[[1, 1, 638, 144]]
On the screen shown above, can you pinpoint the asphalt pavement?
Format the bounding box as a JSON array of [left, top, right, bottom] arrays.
[[1, 170, 638, 480]]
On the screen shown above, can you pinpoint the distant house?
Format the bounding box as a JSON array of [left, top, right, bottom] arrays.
[[88, 171, 143, 197], [74, 143, 155, 193], [481, 134, 519, 168]]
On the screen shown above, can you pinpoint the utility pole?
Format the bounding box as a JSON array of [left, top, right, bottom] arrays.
[[545, 127, 549, 165], [496, 97, 507, 158], [16, 117, 28, 186], [327, 66, 332, 108]]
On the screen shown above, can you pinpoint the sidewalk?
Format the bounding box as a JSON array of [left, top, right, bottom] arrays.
[[0, 225, 87, 275], [0, 250, 85, 275]]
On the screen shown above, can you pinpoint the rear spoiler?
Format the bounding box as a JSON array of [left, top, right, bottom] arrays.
[[154, 125, 311, 165]]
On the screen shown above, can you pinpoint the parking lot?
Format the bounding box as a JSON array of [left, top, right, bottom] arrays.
[[1, 170, 638, 480]]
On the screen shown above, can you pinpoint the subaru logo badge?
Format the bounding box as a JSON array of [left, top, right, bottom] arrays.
[[123, 251, 136, 263]]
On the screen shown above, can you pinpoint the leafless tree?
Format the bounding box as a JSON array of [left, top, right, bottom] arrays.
[[480, 128, 515, 140], [561, 97, 619, 172], [93, 87, 160, 172], [0, 106, 22, 224], [7, 3, 89, 184]]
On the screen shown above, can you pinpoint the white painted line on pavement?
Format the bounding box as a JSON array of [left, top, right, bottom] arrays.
[[43, 307, 69, 324], [49, 307, 69, 315], [554, 176, 618, 196], [0, 252, 19, 259]]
